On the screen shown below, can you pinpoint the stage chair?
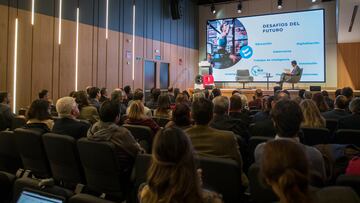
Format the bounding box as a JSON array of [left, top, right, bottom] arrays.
[[235, 69, 253, 89], [301, 128, 331, 146], [42, 133, 86, 189], [14, 128, 52, 178], [77, 138, 127, 202], [284, 68, 303, 89], [334, 129, 360, 146], [123, 124, 153, 153], [0, 131, 23, 174], [199, 156, 245, 203]]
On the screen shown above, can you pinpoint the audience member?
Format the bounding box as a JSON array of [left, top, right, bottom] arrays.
[[88, 87, 101, 111], [154, 93, 172, 119], [341, 87, 354, 111], [229, 94, 250, 126], [165, 103, 192, 130], [111, 89, 127, 117], [312, 93, 329, 113], [345, 156, 360, 176], [261, 139, 359, 203], [303, 91, 313, 99], [253, 96, 274, 122], [232, 89, 241, 95], [99, 87, 109, 103], [123, 85, 133, 106], [322, 95, 350, 120], [210, 96, 249, 140], [175, 93, 191, 107], [185, 98, 248, 186], [192, 91, 205, 102], [255, 100, 326, 181], [174, 88, 180, 100], [0, 92, 14, 131], [23, 99, 54, 133], [125, 100, 160, 134], [249, 89, 263, 110], [182, 90, 191, 101], [204, 89, 210, 99], [126, 89, 152, 117], [168, 87, 175, 104], [69, 91, 77, 98], [38, 89, 50, 101], [335, 88, 342, 98], [87, 100, 143, 185], [338, 97, 360, 130], [210, 88, 222, 100], [293, 89, 306, 104], [75, 91, 99, 124], [321, 90, 334, 109], [139, 127, 223, 203], [52, 97, 90, 139], [300, 99, 326, 128], [85, 86, 92, 97], [238, 94, 250, 110], [146, 88, 161, 109]]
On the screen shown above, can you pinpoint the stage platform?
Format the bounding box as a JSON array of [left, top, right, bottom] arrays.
[[189, 88, 360, 101]]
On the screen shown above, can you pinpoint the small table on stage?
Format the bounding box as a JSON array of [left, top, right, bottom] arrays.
[[263, 73, 273, 90]]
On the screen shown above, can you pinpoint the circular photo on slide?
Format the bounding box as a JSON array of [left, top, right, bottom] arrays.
[[207, 18, 248, 69]]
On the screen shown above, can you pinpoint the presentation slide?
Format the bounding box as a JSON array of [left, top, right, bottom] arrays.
[[206, 9, 325, 82]]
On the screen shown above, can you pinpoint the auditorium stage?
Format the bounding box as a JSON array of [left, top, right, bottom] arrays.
[[189, 88, 360, 101]]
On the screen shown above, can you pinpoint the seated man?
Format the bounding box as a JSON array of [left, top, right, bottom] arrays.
[[338, 98, 360, 130], [322, 95, 350, 120], [0, 92, 15, 131], [229, 94, 250, 126], [254, 100, 326, 182], [210, 96, 249, 140], [87, 100, 143, 181], [126, 89, 152, 117], [185, 98, 248, 187], [278, 60, 301, 89], [248, 89, 263, 110], [52, 96, 90, 139]]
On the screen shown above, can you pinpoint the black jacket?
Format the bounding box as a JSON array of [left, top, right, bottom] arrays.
[[210, 114, 250, 140], [52, 117, 90, 140], [322, 109, 350, 121], [338, 114, 360, 130]]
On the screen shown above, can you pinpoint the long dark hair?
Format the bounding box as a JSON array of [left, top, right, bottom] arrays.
[[74, 91, 90, 110], [142, 127, 204, 203], [27, 99, 51, 120], [156, 93, 171, 116]]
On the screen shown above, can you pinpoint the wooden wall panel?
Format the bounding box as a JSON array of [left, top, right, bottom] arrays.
[[134, 36, 144, 89], [117, 32, 123, 88], [96, 28, 106, 88], [6, 7, 16, 105], [52, 17, 60, 100], [122, 33, 133, 87], [32, 13, 54, 101], [0, 5, 8, 91], [337, 43, 360, 89], [106, 30, 119, 90], [78, 23, 93, 90], [59, 19, 76, 97], [16, 10, 32, 109]]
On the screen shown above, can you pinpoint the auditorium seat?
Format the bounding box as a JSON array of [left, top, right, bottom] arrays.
[[14, 128, 52, 178], [0, 171, 16, 203], [336, 174, 360, 196], [334, 129, 360, 146], [130, 154, 152, 203], [43, 133, 86, 188], [326, 119, 338, 135], [248, 136, 273, 164], [199, 156, 245, 203], [77, 138, 127, 201], [0, 131, 22, 174], [69, 194, 116, 203], [301, 128, 331, 146], [248, 164, 278, 203], [123, 124, 153, 153], [11, 116, 26, 130], [152, 117, 170, 127]]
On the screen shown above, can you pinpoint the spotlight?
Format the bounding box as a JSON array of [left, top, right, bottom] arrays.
[[277, 0, 282, 9], [211, 4, 216, 14], [312, 0, 316, 2], [237, 2, 242, 14]]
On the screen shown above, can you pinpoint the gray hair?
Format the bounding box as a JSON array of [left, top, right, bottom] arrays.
[[56, 96, 77, 118], [213, 96, 229, 115], [349, 97, 360, 114], [111, 89, 123, 102]]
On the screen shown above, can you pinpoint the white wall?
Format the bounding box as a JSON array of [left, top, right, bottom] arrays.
[[198, 0, 337, 88]]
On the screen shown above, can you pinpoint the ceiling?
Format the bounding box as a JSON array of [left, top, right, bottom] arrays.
[[338, 0, 360, 43], [195, 0, 334, 5]]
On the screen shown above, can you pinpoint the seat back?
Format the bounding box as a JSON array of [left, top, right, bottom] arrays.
[[42, 133, 85, 187], [336, 175, 360, 196], [14, 128, 51, 178], [152, 117, 170, 127], [0, 131, 22, 173], [326, 119, 338, 134], [0, 171, 15, 203], [123, 124, 153, 153], [301, 128, 330, 146], [69, 194, 116, 203], [199, 157, 244, 203], [77, 138, 125, 197], [11, 116, 27, 130], [130, 154, 152, 203], [248, 136, 273, 164], [334, 129, 360, 146], [248, 164, 278, 203]]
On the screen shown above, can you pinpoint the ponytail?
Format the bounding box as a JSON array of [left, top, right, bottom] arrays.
[[278, 169, 311, 203]]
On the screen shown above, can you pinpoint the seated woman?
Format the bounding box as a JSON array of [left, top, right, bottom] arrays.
[[75, 91, 99, 124], [125, 100, 160, 134], [165, 103, 192, 130], [261, 139, 359, 203], [139, 127, 223, 203], [24, 99, 54, 133], [300, 99, 326, 128], [312, 93, 329, 113], [153, 93, 172, 119]]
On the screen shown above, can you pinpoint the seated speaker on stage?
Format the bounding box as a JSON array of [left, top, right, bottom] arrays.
[[278, 60, 302, 89]]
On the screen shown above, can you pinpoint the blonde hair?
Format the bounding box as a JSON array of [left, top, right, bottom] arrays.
[[128, 100, 146, 120], [56, 96, 76, 118], [300, 99, 325, 128]]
